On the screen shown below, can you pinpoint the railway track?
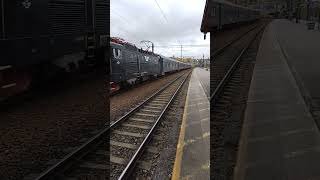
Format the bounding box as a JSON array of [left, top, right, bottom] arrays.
[[210, 21, 268, 180], [210, 21, 266, 100], [29, 70, 191, 180]]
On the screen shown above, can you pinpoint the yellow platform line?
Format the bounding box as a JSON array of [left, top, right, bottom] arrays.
[[171, 72, 192, 180]]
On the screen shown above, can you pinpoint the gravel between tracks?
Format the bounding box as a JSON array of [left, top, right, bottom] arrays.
[[0, 71, 107, 180], [131, 72, 190, 179]]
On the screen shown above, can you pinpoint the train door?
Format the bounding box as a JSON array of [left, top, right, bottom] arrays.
[[137, 54, 141, 78], [159, 57, 164, 75], [110, 45, 123, 91], [112, 47, 123, 70]]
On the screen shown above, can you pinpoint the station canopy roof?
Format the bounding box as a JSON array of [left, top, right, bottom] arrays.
[[200, 0, 214, 34]]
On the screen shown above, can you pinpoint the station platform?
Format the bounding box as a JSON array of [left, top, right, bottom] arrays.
[[172, 68, 210, 179], [234, 19, 320, 180], [273, 19, 320, 109]]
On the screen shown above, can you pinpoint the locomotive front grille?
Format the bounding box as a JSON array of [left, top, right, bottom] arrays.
[[95, 1, 109, 34], [48, 0, 86, 36]]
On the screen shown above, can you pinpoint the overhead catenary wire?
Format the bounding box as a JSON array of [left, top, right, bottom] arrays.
[[153, 0, 169, 23], [111, 10, 131, 25], [152, 0, 185, 58]]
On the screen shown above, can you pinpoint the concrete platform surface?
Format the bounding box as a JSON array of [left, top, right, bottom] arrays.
[[234, 20, 320, 180], [172, 68, 210, 180], [194, 67, 210, 98], [273, 19, 320, 109]]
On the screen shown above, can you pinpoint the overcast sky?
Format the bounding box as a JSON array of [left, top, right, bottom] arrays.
[[111, 0, 210, 59]]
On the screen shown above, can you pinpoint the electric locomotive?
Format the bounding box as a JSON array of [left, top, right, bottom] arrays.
[[0, 0, 109, 99], [110, 37, 191, 93]]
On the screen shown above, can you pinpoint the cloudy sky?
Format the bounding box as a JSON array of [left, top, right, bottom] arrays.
[[111, 0, 210, 59]]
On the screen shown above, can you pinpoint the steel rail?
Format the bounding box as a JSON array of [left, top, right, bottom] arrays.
[[212, 23, 261, 57], [210, 25, 266, 102], [118, 70, 191, 180], [34, 70, 190, 180]]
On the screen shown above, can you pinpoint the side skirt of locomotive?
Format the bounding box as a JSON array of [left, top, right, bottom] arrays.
[[0, 48, 106, 101], [110, 73, 159, 94]]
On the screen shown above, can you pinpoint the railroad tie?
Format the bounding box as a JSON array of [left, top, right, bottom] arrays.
[[110, 155, 152, 171], [140, 109, 162, 113], [113, 130, 144, 138], [137, 161, 152, 171], [110, 155, 127, 165], [145, 104, 163, 108], [130, 117, 154, 123], [122, 123, 151, 130], [110, 140, 137, 149], [135, 113, 158, 117], [110, 140, 158, 154], [155, 97, 169, 100], [151, 100, 167, 104], [144, 105, 163, 110], [149, 100, 165, 104]]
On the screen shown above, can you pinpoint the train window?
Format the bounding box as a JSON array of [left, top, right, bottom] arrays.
[[211, 7, 216, 17]]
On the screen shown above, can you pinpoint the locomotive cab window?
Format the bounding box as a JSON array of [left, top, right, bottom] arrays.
[[211, 7, 216, 17]]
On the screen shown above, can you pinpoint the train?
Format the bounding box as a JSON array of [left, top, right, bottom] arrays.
[[0, 0, 109, 99], [110, 37, 191, 93], [201, 0, 261, 32]]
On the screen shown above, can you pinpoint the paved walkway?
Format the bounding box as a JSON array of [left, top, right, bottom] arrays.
[[172, 68, 210, 180], [273, 19, 320, 110], [194, 68, 210, 99], [234, 20, 320, 180]]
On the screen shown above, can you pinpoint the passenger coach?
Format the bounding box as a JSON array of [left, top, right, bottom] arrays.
[[201, 0, 260, 32]]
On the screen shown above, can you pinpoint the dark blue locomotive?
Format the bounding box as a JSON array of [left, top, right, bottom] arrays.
[[0, 0, 109, 99], [110, 38, 191, 92]]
